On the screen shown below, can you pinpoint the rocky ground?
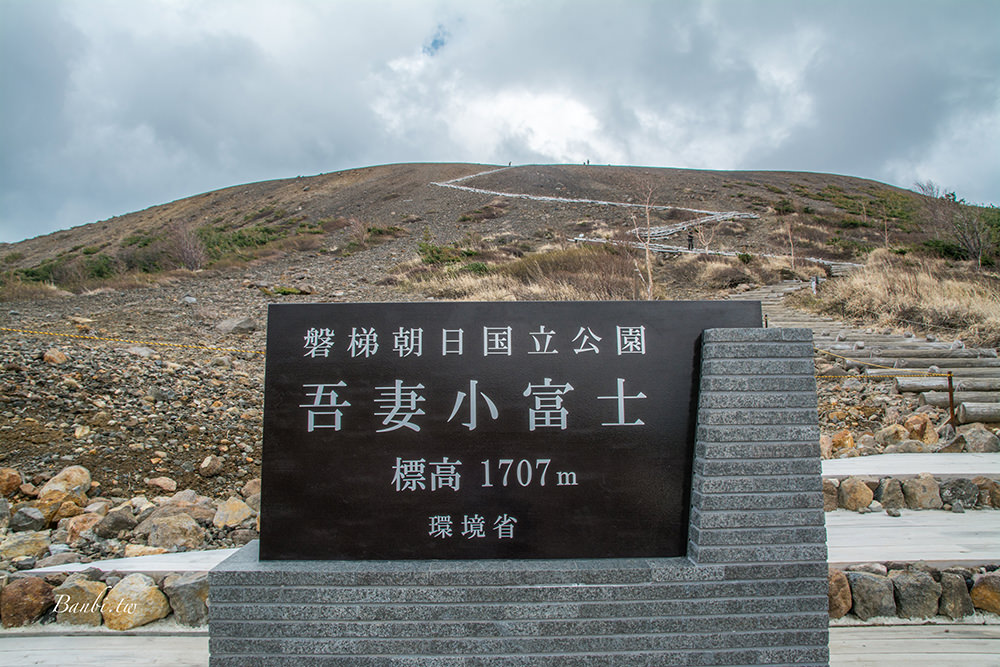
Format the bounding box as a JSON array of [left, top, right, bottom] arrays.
[[1, 164, 998, 587], [2, 239, 999, 571]]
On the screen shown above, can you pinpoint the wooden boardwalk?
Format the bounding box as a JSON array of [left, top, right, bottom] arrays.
[[830, 625, 1000, 665], [2, 626, 999, 666]]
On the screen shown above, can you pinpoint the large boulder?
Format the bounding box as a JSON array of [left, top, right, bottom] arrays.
[[846, 572, 896, 621], [958, 428, 1000, 453], [939, 478, 981, 508], [241, 478, 262, 498], [971, 572, 1000, 614], [972, 477, 1000, 508], [53, 573, 108, 626], [0, 468, 22, 497], [884, 439, 934, 454], [135, 503, 216, 535], [9, 506, 47, 532], [102, 573, 171, 631], [902, 473, 942, 510], [37, 465, 91, 500], [93, 504, 138, 539], [903, 413, 939, 445], [820, 434, 834, 459], [838, 477, 874, 511], [939, 572, 975, 620], [822, 478, 839, 512], [828, 570, 851, 619], [146, 477, 177, 493], [64, 513, 103, 545], [1, 576, 54, 628], [163, 572, 209, 626], [874, 478, 905, 510], [831, 429, 855, 453], [213, 497, 255, 529], [875, 424, 908, 447], [0, 530, 51, 560], [890, 570, 941, 618], [145, 514, 206, 549]]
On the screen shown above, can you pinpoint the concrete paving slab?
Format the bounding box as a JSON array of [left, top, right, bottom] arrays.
[[829, 624, 1000, 666], [0, 634, 209, 666], [28, 548, 238, 575], [826, 508, 1000, 567], [823, 452, 1000, 479]]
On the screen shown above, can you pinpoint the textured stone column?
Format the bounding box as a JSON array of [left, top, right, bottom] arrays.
[[210, 327, 828, 666]]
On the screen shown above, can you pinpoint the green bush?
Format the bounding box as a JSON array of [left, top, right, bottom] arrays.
[[84, 254, 116, 279], [121, 234, 158, 248], [461, 261, 490, 275], [774, 199, 795, 215], [922, 239, 969, 260], [243, 206, 287, 223], [196, 225, 287, 260], [418, 242, 463, 264]]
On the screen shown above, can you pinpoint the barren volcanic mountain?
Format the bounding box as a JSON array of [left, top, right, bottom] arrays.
[[0, 163, 939, 501]]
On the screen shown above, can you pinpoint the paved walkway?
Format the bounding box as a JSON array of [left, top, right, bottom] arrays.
[[0, 633, 208, 666], [823, 452, 1000, 479], [30, 548, 238, 575], [28, 454, 1000, 577], [826, 508, 999, 567], [31, 503, 998, 576], [3, 626, 999, 666], [829, 625, 1000, 666]]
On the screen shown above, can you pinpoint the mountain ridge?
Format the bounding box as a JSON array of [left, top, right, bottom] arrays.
[[1, 162, 941, 280]]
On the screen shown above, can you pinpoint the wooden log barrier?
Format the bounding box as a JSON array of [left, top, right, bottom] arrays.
[[957, 402, 1000, 424]]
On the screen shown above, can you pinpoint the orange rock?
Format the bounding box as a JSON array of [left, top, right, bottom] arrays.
[[146, 477, 177, 492], [904, 413, 939, 445], [971, 573, 1000, 615], [1, 577, 54, 628], [53, 501, 85, 522], [43, 348, 68, 365], [102, 574, 170, 631], [64, 513, 103, 545], [838, 477, 874, 511], [831, 429, 855, 451], [0, 468, 22, 497], [828, 570, 851, 619], [37, 465, 91, 499]]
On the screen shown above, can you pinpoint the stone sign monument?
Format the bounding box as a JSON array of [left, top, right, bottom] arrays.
[[211, 300, 830, 665]]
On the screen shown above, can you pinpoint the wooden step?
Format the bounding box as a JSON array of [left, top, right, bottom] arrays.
[[919, 391, 1000, 407], [897, 377, 1000, 392]]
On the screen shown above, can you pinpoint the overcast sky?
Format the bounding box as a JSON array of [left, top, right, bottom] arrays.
[[2, 0, 998, 244]]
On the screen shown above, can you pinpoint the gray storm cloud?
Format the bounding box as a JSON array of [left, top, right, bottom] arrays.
[[1, 0, 997, 243]]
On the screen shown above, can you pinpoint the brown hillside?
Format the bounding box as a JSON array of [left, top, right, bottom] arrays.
[[2, 163, 944, 277]]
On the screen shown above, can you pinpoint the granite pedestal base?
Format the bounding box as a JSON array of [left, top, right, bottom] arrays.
[[210, 328, 829, 666]]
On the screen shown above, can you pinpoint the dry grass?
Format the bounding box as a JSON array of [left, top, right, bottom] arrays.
[[397, 244, 650, 301], [800, 249, 1000, 346], [396, 236, 838, 302], [0, 273, 73, 301], [664, 253, 827, 290]]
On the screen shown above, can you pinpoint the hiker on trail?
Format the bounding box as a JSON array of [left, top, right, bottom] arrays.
[[687, 230, 694, 251]]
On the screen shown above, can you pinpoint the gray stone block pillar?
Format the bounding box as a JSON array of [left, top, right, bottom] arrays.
[[210, 327, 828, 666]]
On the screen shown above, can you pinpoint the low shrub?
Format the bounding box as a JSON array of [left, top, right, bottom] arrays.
[[799, 249, 1000, 346]]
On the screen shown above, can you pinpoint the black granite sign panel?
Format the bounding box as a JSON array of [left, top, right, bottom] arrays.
[[260, 301, 760, 560]]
